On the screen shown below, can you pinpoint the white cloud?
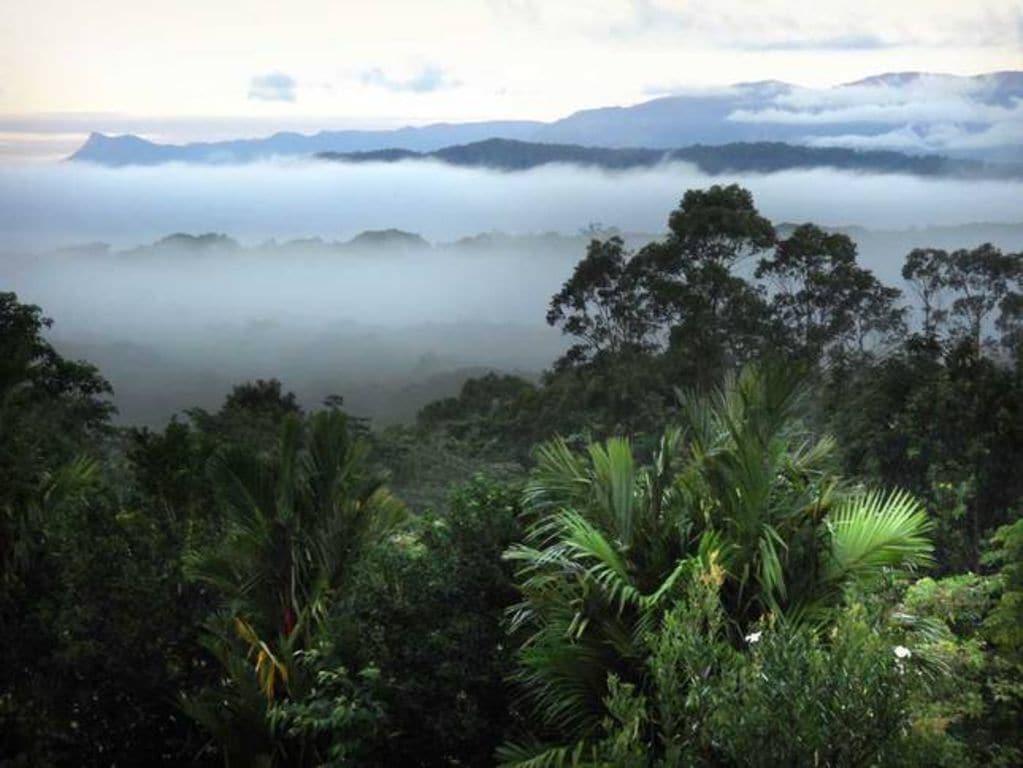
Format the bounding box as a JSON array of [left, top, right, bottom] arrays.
[[248, 72, 296, 102], [4, 1, 1021, 126], [805, 121, 1023, 152], [605, 0, 1022, 50], [359, 66, 458, 93], [4, 157, 1022, 251], [729, 100, 1021, 126], [725, 73, 1023, 153]]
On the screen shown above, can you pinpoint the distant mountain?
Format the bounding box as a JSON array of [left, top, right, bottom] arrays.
[[531, 80, 805, 149], [318, 138, 1016, 179], [69, 71, 1022, 166], [70, 121, 543, 166], [529, 72, 1023, 160]]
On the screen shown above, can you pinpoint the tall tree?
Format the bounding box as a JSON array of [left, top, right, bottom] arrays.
[[757, 223, 904, 360], [547, 236, 657, 368], [638, 185, 777, 384], [903, 247, 952, 336], [945, 244, 1021, 350]]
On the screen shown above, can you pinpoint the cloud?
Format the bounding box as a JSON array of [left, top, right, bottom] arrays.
[[603, 0, 1022, 50], [487, 0, 541, 24], [743, 33, 892, 51], [729, 99, 1020, 126], [641, 81, 787, 98], [248, 72, 296, 102], [646, 73, 1023, 122], [722, 73, 1023, 153], [359, 66, 458, 93], [805, 121, 1023, 153]]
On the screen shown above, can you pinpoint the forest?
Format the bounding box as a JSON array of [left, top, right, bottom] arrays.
[[2, 184, 1022, 767], [316, 138, 1010, 177]]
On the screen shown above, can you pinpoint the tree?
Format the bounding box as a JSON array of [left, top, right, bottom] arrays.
[[547, 236, 657, 368], [559, 597, 936, 768], [887, 514, 1023, 768], [501, 365, 933, 764], [183, 409, 406, 765], [757, 223, 904, 360], [903, 247, 952, 336], [822, 245, 1023, 571], [637, 185, 777, 384], [945, 244, 1021, 350], [188, 378, 303, 453], [903, 246, 1023, 351], [0, 292, 113, 579]]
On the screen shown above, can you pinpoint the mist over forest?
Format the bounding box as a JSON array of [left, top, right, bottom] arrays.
[[3, 159, 1022, 425], [4, 160, 1023, 250]]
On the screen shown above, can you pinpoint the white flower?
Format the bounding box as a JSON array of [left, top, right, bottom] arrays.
[[745, 630, 763, 644], [894, 645, 912, 659]]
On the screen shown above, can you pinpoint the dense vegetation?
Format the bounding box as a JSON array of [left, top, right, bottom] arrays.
[[2, 185, 1022, 766], [316, 138, 1012, 178]]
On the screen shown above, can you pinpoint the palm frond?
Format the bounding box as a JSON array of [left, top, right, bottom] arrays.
[[586, 438, 636, 543], [524, 439, 592, 514], [826, 488, 934, 584]]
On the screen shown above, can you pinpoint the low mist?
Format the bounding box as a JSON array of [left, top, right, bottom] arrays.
[[2, 159, 1022, 426], [4, 159, 1023, 249]]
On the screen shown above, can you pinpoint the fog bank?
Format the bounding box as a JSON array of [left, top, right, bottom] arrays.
[[3, 159, 1023, 250], [2, 159, 1022, 427]]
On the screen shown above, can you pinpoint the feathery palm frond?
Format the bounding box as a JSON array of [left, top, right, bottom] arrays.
[[504, 363, 935, 760], [825, 488, 934, 583]]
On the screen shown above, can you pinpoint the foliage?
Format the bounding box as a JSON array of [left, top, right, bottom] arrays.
[[985, 517, 1023, 655], [188, 378, 304, 453], [286, 475, 523, 765], [268, 651, 388, 767], [3, 187, 1021, 766], [824, 337, 1023, 569], [502, 364, 933, 759], [0, 292, 113, 586], [414, 372, 543, 461], [547, 236, 658, 367], [709, 605, 934, 767], [757, 223, 904, 359], [183, 409, 405, 764], [0, 293, 212, 765], [501, 574, 947, 768], [900, 565, 1023, 766]]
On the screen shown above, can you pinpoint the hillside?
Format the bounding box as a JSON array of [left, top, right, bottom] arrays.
[[317, 138, 1013, 178]]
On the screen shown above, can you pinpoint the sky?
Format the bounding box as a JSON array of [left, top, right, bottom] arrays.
[[2, 0, 1021, 150]]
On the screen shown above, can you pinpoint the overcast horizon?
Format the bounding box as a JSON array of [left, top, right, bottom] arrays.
[[3, 0, 1022, 424], [3, 1, 1022, 159]]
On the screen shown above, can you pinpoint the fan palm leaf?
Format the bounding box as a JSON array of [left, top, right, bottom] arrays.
[[502, 363, 934, 763]]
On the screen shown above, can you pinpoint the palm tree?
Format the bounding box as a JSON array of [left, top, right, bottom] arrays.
[[501, 364, 932, 763], [183, 409, 405, 764]]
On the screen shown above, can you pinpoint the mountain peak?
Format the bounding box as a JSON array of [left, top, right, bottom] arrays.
[[840, 71, 931, 88], [70, 132, 160, 164]]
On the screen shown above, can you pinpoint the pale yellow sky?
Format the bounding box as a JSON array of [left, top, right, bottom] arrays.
[[2, 0, 1021, 127]]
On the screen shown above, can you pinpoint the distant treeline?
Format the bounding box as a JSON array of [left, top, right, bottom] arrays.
[[318, 138, 1021, 179]]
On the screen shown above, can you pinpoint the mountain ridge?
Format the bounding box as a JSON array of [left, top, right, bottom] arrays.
[[68, 70, 1023, 166], [315, 138, 1019, 178]]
